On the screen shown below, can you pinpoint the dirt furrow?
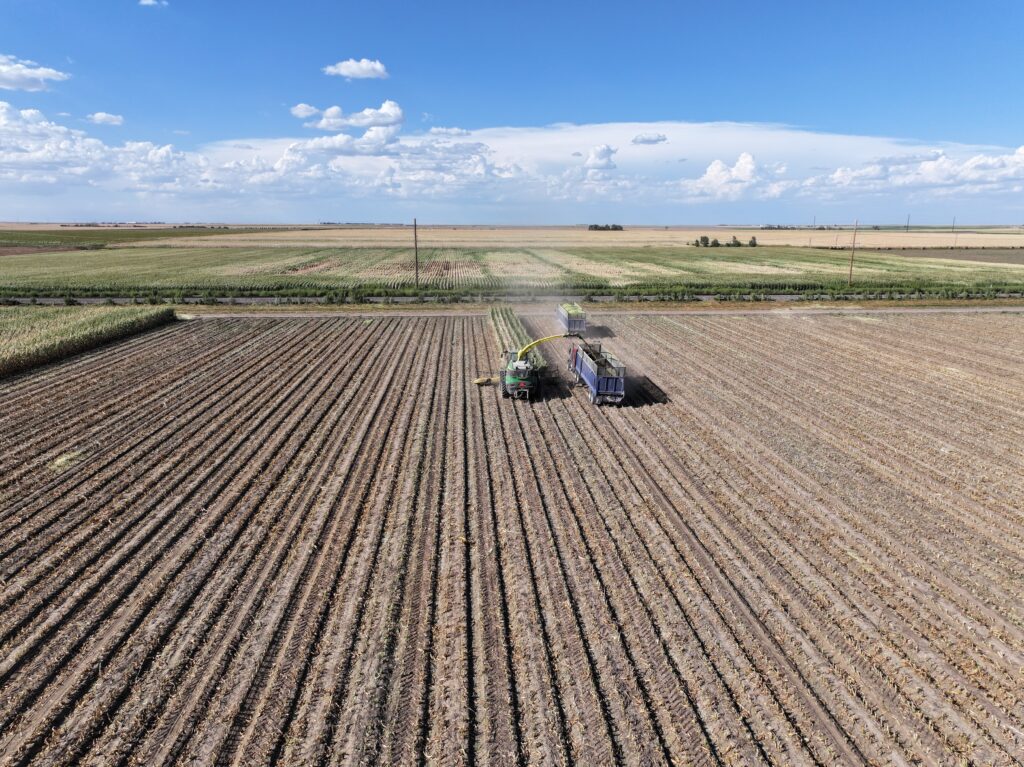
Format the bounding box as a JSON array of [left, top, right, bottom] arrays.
[[225, 321, 432, 767], [0, 320, 313, 589], [2, 310, 1022, 765], [420, 317, 476, 766], [480, 342, 573, 766], [132, 321, 409, 765], [667, 316, 1024, 645], [689, 316, 1024, 548], [82, 319, 409, 766], [499, 396, 627, 765], [611, 314, 1024, 760], [0, 317, 215, 414], [0, 321, 331, 648], [540, 388, 757, 765], [528, 399, 714, 766], [374, 319, 459, 766], [274, 319, 446, 766], [0, 319, 263, 496], [640, 315, 1024, 632], [0, 319, 295, 532], [689, 317, 1024, 639], [612, 400, 946, 762], [0, 320, 377, 763], [648, 399, 1023, 761], [553, 372, 866, 763], [623, 317, 1024, 671], [329, 318, 460, 765], [0, 318, 237, 444], [461, 316, 524, 766]]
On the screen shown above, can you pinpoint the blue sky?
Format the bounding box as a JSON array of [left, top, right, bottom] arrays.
[[2, 0, 1023, 223]]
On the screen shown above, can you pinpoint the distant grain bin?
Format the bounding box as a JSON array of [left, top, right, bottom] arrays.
[[557, 302, 586, 333]]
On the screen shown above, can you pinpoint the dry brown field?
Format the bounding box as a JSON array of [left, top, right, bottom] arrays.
[[5, 222, 1024, 250], [1, 310, 1023, 764], [108, 224, 1024, 250]]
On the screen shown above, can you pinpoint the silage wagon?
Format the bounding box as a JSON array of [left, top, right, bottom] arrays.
[[568, 341, 625, 405], [556, 303, 587, 333]]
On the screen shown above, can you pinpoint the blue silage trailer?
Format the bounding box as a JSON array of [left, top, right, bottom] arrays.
[[556, 303, 587, 333], [568, 342, 625, 404]]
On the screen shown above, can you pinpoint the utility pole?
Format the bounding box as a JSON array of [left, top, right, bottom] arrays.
[[413, 217, 419, 290], [905, 214, 910, 233], [952, 216, 958, 247], [848, 219, 859, 288]]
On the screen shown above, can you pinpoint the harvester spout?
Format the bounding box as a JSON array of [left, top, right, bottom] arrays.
[[515, 333, 578, 361]]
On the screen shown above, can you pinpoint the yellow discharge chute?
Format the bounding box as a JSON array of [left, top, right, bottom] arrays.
[[514, 333, 575, 361]]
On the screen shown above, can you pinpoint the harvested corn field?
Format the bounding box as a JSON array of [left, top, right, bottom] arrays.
[[6, 244, 1024, 298], [1, 311, 1023, 765]]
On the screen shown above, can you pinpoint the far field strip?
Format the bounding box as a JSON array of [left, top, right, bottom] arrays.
[[100, 224, 1024, 250], [187, 303, 1024, 319], [4, 242, 1024, 298]]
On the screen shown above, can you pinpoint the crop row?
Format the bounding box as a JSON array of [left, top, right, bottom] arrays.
[[488, 307, 547, 369]]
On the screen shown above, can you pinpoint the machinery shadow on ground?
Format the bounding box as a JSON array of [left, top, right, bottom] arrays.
[[533, 374, 575, 401], [585, 325, 616, 339], [621, 375, 671, 407]]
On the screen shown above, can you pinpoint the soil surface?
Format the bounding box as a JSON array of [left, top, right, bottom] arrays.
[[871, 247, 1024, 265], [0, 247, 76, 257], [1, 312, 1023, 765]]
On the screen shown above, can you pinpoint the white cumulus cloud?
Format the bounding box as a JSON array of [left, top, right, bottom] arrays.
[[0, 54, 70, 92], [88, 112, 124, 126], [6, 102, 1024, 222], [811, 146, 1024, 197], [290, 103, 320, 119], [139, 0, 169, 6], [323, 58, 388, 80], [306, 100, 404, 130], [429, 127, 470, 137], [632, 132, 667, 145], [0, 101, 202, 192], [584, 144, 617, 170], [683, 152, 759, 199]]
